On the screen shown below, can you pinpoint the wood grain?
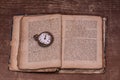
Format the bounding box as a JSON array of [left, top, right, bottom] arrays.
[[0, 0, 120, 80]]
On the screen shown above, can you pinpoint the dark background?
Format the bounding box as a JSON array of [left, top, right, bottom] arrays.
[[0, 0, 120, 80]]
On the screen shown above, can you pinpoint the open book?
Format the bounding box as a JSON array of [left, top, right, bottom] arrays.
[[9, 14, 106, 73]]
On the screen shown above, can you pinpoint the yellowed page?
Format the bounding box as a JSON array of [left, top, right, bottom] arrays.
[[18, 14, 62, 69], [9, 15, 60, 72], [9, 16, 23, 71], [62, 15, 103, 69]]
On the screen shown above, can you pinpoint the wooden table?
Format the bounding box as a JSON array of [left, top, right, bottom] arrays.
[[0, 0, 120, 80]]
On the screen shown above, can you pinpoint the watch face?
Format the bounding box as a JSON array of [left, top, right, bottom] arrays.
[[33, 32, 54, 47]]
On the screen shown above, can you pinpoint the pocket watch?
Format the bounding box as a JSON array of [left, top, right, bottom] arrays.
[[33, 31, 54, 47]]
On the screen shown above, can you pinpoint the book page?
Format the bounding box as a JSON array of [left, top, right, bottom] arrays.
[[18, 14, 62, 69], [62, 15, 103, 69], [9, 16, 23, 70], [9, 15, 60, 72]]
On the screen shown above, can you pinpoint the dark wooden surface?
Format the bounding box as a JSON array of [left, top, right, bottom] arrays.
[[0, 0, 120, 80]]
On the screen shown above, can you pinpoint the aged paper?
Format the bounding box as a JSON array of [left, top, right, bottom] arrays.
[[18, 14, 62, 69], [9, 15, 60, 72], [9, 16, 23, 70], [62, 15, 103, 69]]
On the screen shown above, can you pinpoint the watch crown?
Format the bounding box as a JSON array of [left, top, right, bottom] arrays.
[[33, 34, 39, 41]]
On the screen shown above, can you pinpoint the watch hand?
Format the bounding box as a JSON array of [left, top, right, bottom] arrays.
[[44, 35, 46, 40]]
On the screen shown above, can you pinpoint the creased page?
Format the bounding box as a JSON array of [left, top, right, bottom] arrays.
[[9, 16, 23, 70], [62, 15, 103, 69], [18, 14, 62, 69]]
